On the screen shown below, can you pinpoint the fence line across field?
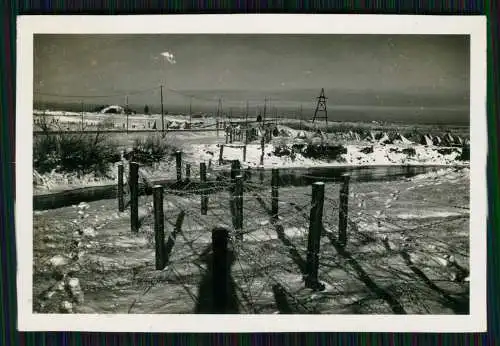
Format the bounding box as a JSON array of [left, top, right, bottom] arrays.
[[112, 154, 469, 313]]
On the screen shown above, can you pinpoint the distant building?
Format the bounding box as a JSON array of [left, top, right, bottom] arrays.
[[100, 105, 125, 114], [99, 105, 136, 114]]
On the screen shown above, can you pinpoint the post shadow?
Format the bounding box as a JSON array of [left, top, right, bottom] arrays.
[[162, 210, 185, 267], [327, 234, 407, 314], [272, 283, 294, 314], [194, 227, 240, 314], [381, 239, 469, 314], [275, 224, 307, 276]]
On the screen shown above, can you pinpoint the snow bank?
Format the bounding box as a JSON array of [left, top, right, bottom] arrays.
[[410, 167, 470, 182], [34, 109, 81, 117], [188, 142, 468, 169]]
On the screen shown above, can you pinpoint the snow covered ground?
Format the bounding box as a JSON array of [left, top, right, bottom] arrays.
[[33, 165, 470, 314], [32, 119, 469, 193], [187, 142, 467, 169]]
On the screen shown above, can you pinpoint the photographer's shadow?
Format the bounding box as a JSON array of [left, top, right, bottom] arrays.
[[195, 228, 240, 314]]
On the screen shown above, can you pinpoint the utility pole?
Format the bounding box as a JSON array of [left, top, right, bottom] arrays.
[[189, 96, 192, 124], [245, 100, 248, 127], [81, 101, 84, 131], [217, 97, 223, 128], [263, 97, 267, 124], [125, 95, 129, 132], [299, 104, 303, 130], [160, 85, 164, 132]]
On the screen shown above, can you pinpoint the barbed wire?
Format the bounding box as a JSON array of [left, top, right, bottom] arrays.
[[102, 158, 472, 314]]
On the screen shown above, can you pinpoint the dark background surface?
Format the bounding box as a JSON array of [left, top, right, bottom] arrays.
[[1, 1, 499, 345]]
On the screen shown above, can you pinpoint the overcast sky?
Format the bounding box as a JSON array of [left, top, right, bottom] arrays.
[[34, 34, 470, 110]]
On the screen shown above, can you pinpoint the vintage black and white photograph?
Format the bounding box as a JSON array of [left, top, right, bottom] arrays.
[[17, 15, 487, 333]]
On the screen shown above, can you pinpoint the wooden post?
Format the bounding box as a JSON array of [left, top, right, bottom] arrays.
[[160, 85, 164, 132], [80, 101, 84, 131], [212, 227, 229, 313], [185, 163, 191, 182], [299, 104, 303, 130], [229, 128, 233, 143], [153, 185, 166, 270], [129, 162, 139, 233], [305, 182, 325, 291], [208, 159, 212, 169], [260, 136, 265, 166], [259, 165, 264, 184], [231, 160, 241, 181], [126, 112, 129, 133], [271, 168, 279, 222], [245, 166, 251, 181], [216, 119, 219, 137], [117, 163, 124, 212], [200, 162, 208, 215], [234, 175, 244, 239], [225, 128, 229, 144], [338, 174, 350, 247], [243, 144, 247, 162], [175, 151, 182, 183], [219, 145, 224, 165], [245, 100, 249, 130]]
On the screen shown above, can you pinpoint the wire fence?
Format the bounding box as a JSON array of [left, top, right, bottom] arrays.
[[110, 156, 470, 314]]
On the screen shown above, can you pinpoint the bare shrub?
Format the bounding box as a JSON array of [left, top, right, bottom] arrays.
[[127, 135, 180, 165], [33, 132, 121, 175]]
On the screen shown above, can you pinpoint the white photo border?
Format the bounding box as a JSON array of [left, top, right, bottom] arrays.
[[17, 14, 487, 333]]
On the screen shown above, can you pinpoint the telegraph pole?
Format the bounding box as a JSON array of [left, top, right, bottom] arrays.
[[245, 100, 249, 126], [299, 104, 303, 130], [81, 101, 84, 131], [217, 97, 223, 126], [125, 95, 129, 133], [263, 97, 267, 124], [189, 96, 192, 124], [160, 85, 164, 132]]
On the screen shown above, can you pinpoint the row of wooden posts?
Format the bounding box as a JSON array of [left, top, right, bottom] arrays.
[[117, 154, 351, 296]]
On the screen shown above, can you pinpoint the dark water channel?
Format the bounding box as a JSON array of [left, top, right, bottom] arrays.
[[34, 165, 457, 210], [220, 164, 453, 187]]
